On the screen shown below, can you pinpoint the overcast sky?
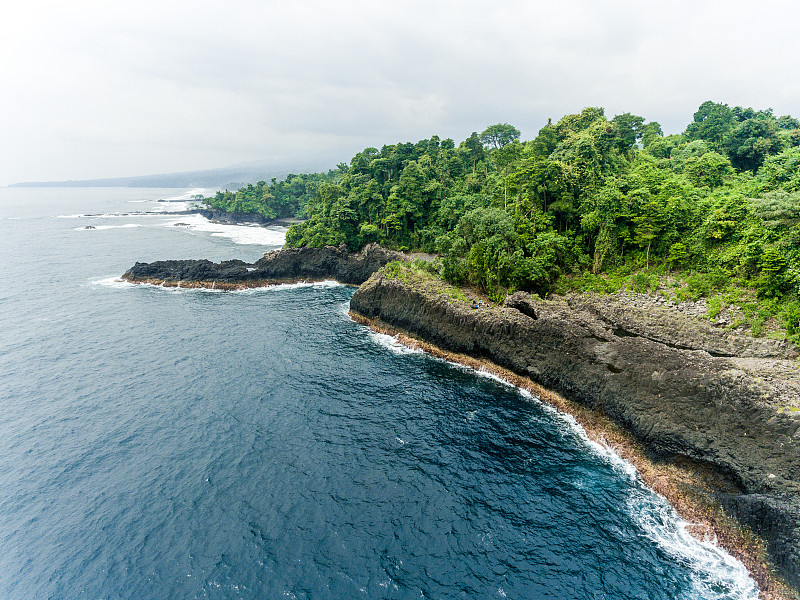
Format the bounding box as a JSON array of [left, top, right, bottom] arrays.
[[2, 0, 798, 185]]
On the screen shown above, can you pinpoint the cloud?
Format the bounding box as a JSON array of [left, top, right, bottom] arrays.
[[2, 0, 799, 184]]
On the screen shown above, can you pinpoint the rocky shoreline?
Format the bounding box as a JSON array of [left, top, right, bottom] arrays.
[[349, 270, 800, 598], [122, 246, 800, 597], [121, 243, 403, 288]]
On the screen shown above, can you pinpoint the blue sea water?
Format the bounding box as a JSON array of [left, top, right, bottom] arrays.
[[0, 187, 759, 600]]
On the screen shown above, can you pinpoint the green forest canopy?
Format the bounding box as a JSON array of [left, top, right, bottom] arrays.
[[203, 102, 800, 335]]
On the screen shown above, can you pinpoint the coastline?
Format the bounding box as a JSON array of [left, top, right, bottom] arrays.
[[121, 247, 800, 597], [190, 208, 305, 228], [349, 269, 800, 598], [120, 276, 345, 290], [348, 311, 794, 599]]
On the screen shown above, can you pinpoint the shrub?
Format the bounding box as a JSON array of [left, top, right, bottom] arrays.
[[707, 296, 723, 319], [631, 272, 651, 293], [784, 301, 800, 336]]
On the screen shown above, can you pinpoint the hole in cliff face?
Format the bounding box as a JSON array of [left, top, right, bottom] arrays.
[[613, 327, 638, 338], [606, 363, 623, 374]]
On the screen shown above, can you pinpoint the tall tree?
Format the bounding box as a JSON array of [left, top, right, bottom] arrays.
[[724, 118, 783, 172], [611, 113, 645, 152], [463, 132, 485, 174], [684, 101, 736, 150], [479, 123, 521, 150]]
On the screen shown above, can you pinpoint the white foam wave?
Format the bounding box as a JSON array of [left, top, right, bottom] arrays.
[[74, 223, 142, 231], [368, 332, 424, 355], [338, 301, 353, 319], [88, 277, 217, 293], [437, 361, 638, 480], [162, 188, 209, 201], [628, 492, 758, 599], [473, 366, 515, 386], [149, 201, 192, 213], [461, 370, 757, 597], [90, 277, 136, 289], [231, 280, 342, 294], [57, 212, 168, 219], [91, 277, 341, 295], [164, 214, 286, 246], [551, 410, 639, 481]]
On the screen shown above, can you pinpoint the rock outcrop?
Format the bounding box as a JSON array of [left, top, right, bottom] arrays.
[[565, 293, 799, 360], [122, 243, 404, 288], [350, 272, 800, 590]]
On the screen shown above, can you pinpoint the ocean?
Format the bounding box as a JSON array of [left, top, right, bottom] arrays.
[[0, 187, 758, 599]]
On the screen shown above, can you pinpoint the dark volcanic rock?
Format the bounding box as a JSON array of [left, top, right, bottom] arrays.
[[502, 291, 538, 320], [123, 258, 251, 284], [251, 244, 404, 285], [122, 244, 403, 287], [350, 273, 800, 589], [565, 293, 798, 360]]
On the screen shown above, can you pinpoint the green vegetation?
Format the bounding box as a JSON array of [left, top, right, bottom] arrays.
[[200, 172, 333, 219], [217, 102, 800, 340], [381, 260, 471, 304]]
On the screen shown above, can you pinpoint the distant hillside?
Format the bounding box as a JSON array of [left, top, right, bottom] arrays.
[[10, 161, 334, 190]]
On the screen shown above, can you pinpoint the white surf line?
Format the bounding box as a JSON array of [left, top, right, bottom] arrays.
[[91, 277, 342, 294], [231, 280, 342, 294], [73, 224, 142, 230], [163, 213, 288, 246]]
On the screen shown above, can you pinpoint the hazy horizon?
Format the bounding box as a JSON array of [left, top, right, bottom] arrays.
[[5, 158, 338, 188], [3, 0, 799, 186]]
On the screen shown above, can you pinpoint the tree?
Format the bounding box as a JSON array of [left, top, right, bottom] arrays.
[[529, 119, 558, 158], [752, 191, 800, 236], [479, 123, 521, 150], [777, 115, 800, 130], [580, 179, 624, 272], [632, 196, 665, 269], [667, 242, 689, 269], [553, 107, 606, 142], [724, 118, 783, 172], [463, 132, 485, 174], [685, 101, 735, 149], [491, 139, 523, 209], [640, 122, 664, 148], [757, 246, 788, 297], [611, 113, 645, 152], [683, 151, 733, 188], [758, 147, 800, 192]]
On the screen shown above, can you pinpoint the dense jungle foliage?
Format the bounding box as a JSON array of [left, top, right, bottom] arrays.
[[201, 172, 331, 220], [206, 102, 800, 339]]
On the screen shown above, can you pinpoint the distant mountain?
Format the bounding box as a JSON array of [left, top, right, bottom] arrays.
[[10, 161, 335, 190]]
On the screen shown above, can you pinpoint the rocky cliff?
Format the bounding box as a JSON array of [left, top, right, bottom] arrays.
[[350, 272, 800, 592]]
